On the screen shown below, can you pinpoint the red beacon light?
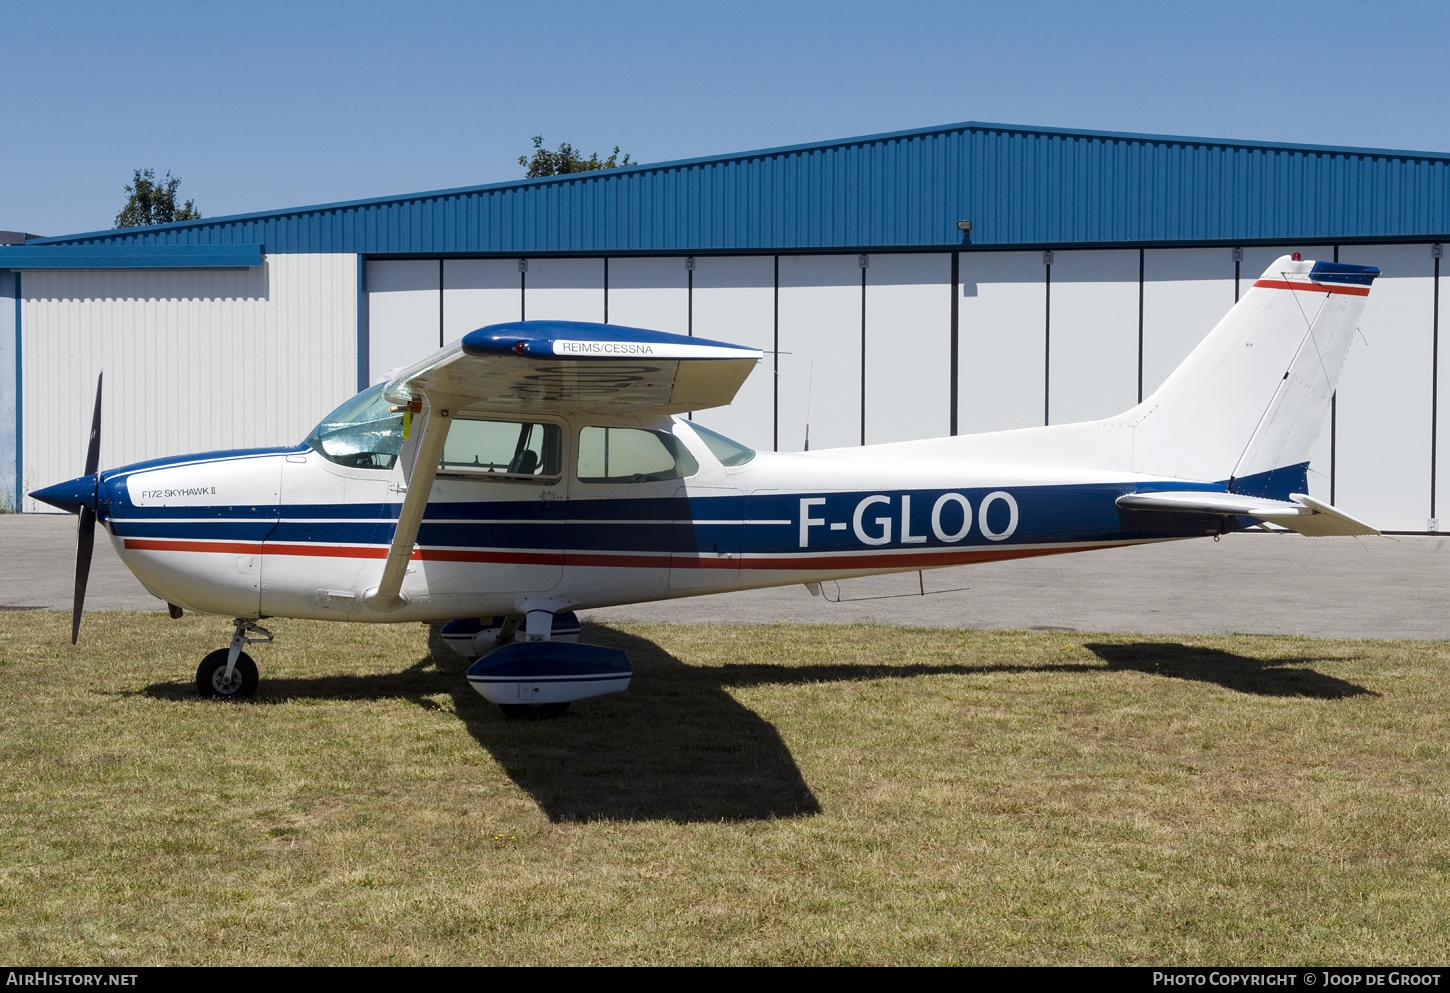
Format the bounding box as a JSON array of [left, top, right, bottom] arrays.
[[1292, 252, 1302, 261], [514, 340, 528, 355]]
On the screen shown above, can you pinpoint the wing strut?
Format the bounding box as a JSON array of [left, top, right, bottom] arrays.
[[363, 396, 459, 611]]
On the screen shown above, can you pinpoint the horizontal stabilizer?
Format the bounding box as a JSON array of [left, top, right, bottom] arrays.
[[1115, 491, 1379, 537]]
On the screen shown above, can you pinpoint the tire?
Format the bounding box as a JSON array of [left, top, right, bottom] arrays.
[[499, 702, 570, 720], [196, 649, 259, 700]]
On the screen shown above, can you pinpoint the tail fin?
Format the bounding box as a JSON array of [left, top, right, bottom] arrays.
[[1120, 255, 1377, 496]]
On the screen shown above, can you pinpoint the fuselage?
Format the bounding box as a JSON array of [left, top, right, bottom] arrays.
[[91, 410, 1228, 624]]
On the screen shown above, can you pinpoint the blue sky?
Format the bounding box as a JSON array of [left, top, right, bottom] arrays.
[[4, 0, 1445, 238]]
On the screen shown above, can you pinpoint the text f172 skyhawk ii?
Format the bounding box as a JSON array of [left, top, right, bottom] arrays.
[[33, 256, 1380, 715]]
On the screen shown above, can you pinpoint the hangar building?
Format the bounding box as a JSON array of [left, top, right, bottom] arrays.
[[3, 121, 1448, 530]]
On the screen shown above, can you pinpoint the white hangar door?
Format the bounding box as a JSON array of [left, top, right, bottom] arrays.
[[607, 257, 689, 335], [777, 255, 863, 452], [444, 260, 523, 340], [690, 256, 776, 452], [1334, 244, 1436, 532], [367, 260, 441, 385], [1047, 250, 1139, 424], [1441, 258, 1450, 529], [957, 251, 1047, 434], [864, 254, 951, 444], [1140, 248, 1236, 399], [0, 270, 15, 510], [525, 259, 604, 323]]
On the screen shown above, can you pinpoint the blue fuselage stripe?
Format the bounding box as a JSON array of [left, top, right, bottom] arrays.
[[98, 450, 1307, 559], [102, 483, 1217, 554]]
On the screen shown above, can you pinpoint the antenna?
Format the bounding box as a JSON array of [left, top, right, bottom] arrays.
[[804, 362, 814, 451]]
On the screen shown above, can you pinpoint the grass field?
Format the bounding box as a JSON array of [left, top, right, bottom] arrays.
[[0, 609, 1447, 965]]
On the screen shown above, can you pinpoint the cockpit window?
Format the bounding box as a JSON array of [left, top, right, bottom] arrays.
[[685, 422, 756, 467], [307, 385, 405, 470], [577, 426, 699, 483]]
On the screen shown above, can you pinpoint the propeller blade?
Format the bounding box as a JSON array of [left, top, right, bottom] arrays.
[[72, 507, 95, 645], [84, 373, 103, 476], [72, 372, 102, 645]]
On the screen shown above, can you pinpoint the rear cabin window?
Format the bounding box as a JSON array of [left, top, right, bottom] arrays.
[[440, 418, 562, 479], [685, 421, 756, 467], [577, 427, 699, 483]]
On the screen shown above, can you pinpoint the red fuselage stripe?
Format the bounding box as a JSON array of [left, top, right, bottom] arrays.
[[122, 537, 1129, 570]]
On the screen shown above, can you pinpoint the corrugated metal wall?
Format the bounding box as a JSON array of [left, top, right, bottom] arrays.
[[19, 254, 356, 512], [33, 124, 1450, 256], [0, 271, 16, 510]]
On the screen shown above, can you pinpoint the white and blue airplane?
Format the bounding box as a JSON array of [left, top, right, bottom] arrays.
[[33, 255, 1381, 717]]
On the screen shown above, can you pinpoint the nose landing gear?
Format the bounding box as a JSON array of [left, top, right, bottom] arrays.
[[196, 619, 272, 699]]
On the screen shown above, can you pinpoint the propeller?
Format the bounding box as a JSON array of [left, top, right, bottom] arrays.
[[71, 373, 102, 645]]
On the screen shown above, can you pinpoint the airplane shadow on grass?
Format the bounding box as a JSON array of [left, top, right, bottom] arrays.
[[142, 624, 827, 823], [138, 627, 1374, 821], [1083, 642, 1376, 699], [435, 624, 827, 823]]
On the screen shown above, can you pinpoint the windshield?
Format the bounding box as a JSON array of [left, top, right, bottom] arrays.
[[306, 385, 406, 470]]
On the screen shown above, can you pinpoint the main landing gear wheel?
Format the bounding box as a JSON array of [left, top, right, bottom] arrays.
[[498, 702, 571, 720], [197, 649, 259, 700]]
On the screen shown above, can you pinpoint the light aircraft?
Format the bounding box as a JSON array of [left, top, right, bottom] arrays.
[[33, 255, 1381, 717]]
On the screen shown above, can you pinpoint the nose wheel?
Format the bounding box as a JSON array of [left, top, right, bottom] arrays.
[[196, 619, 272, 699], [197, 649, 259, 699]]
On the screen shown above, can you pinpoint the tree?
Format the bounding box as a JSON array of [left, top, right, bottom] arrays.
[[114, 169, 201, 228], [519, 136, 634, 178]]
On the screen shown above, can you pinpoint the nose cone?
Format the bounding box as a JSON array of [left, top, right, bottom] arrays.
[[31, 473, 99, 515]]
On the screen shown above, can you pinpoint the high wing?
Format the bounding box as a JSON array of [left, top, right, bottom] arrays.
[[365, 321, 763, 611], [381, 320, 762, 416], [1115, 491, 1379, 537]]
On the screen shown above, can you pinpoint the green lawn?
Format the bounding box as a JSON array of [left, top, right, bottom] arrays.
[[0, 610, 1446, 965]]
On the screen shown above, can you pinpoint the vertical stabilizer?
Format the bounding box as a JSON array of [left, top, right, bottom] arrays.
[[1121, 256, 1377, 491]]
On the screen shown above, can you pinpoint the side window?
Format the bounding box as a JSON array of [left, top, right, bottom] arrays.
[[577, 427, 699, 483], [441, 419, 562, 479]]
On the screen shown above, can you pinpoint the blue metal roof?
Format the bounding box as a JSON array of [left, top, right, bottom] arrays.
[[23, 121, 1450, 255]]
